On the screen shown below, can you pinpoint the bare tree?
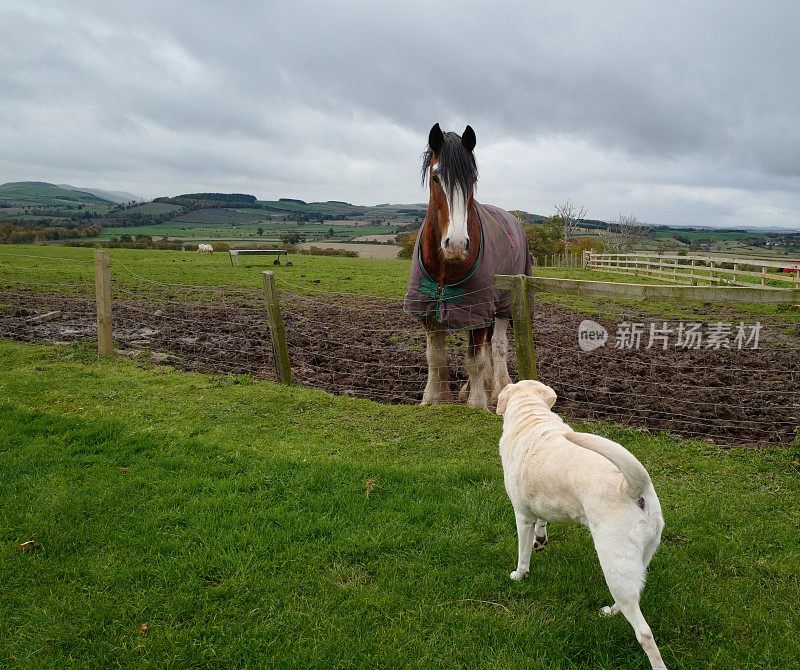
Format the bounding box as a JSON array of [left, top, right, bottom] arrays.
[[614, 214, 646, 252], [554, 200, 587, 249]]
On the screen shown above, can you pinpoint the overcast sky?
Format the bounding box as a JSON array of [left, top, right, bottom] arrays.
[[2, 1, 799, 228]]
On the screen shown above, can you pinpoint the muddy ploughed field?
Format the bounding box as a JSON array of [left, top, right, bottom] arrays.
[[2, 288, 798, 446]]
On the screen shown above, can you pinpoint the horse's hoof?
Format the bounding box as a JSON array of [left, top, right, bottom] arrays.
[[466, 398, 490, 411]]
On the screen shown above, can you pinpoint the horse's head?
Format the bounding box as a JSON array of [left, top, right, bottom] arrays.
[[422, 123, 478, 263]]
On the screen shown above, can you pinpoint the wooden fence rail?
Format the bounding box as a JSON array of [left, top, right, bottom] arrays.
[[531, 252, 584, 268], [586, 251, 800, 288], [494, 270, 800, 385]]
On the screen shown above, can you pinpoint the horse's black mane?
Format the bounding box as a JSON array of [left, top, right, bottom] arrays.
[[421, 131, 478, 201]]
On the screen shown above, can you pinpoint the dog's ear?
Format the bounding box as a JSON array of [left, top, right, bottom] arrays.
[[496, 384, 513, 416], [539, 383, 558, 408]]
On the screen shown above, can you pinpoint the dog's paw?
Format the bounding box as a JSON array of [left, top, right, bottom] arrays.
[[510, 569, 528, 581], [600, 605, 619, 617], [533, 535, 548, 552]]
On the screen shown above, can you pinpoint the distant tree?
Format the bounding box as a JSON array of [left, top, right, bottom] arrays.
[[281, 232, 305, 245], [567, 236, 606, 255], [525, 216, 565, 263], [257, 227, 264, 236], [326, 227, 335, 239], [509, 209, 535, 225], [613, 214, 649, 252], [553, 200, 587, 249], [396, 231, 418, 259]]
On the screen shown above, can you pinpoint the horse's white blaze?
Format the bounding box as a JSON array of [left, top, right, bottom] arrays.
[[441, 181, 470, 259]]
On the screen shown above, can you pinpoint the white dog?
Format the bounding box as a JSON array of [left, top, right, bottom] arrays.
[[497, 380, 667, 670]]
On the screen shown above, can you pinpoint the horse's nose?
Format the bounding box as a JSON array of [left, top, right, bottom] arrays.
[[465, 239, 470, 252], [444, 237, 451, 248]]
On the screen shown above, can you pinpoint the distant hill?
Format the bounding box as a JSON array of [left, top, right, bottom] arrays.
[[58, 184, 144, 204], [0, 181, 114, 207]]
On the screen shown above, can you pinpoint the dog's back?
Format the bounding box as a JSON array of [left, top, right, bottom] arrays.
[[502, 425, 631, 524]]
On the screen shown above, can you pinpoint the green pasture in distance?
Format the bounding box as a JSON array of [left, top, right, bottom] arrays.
[[1, 244, 798, 324], [652, 229, 754, 241], [0, 244, 412, 298], [97, 220, 401, 242], [109, 202, 184, 217]]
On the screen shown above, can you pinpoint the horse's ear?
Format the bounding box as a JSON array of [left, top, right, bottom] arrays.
[[462, 125, 476, 152], [428, 123, 444, 154]]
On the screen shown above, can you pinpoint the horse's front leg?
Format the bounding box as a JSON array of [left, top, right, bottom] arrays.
[[491, 317, 512, 405], [421, 323, 452, 405], [463, 327, 491, 410]]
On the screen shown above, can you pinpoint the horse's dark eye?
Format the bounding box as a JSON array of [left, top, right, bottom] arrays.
[[432, 176, 440, 184]]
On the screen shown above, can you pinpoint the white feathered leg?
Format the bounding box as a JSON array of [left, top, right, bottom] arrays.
[[422, 326, 451, 404], [491, 318, 512, 405]]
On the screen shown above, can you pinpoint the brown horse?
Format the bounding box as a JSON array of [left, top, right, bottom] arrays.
[[404, 123, 532, 409]]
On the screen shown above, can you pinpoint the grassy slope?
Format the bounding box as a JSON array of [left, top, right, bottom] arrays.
[[1, 341, 798, 669], [0, 182, 113, 207], [109, 203, 184, 217]]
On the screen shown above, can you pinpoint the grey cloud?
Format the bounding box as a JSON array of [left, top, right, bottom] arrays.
[[0, 0, 798, 227]]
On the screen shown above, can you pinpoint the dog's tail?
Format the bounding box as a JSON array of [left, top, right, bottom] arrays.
[[563, 431, 651, 498]]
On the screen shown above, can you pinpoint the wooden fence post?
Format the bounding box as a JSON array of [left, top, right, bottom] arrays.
[[510, 274, 537, 380], [262, 271, 292, 384], [94, 250, 113, 355]]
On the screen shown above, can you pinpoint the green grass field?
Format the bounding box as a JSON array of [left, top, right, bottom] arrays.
[[2, 244, 799, 326], [0, 245, 412, 298], [98, 220, 401, 244], [1, 340, 798, 668], [652, 229, 754, 242], [109, 203, 184, 217]]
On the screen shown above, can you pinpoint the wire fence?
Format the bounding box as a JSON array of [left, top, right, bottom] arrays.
[[1, 251, 798, 446]]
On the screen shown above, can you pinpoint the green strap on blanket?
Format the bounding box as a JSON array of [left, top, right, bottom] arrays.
[[419, 275, 465, 305]]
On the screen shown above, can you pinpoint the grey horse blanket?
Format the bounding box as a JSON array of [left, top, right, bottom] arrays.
[[404, 202, 532, 330]]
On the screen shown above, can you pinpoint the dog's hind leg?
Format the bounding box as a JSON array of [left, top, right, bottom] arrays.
[[510, 511, 535, 581], [595, 539, 667, 670], [642, 515, 664, 570], [642, 532, 662, 571], [533, 519, 548, 551], [614, 599, 666, 670]]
